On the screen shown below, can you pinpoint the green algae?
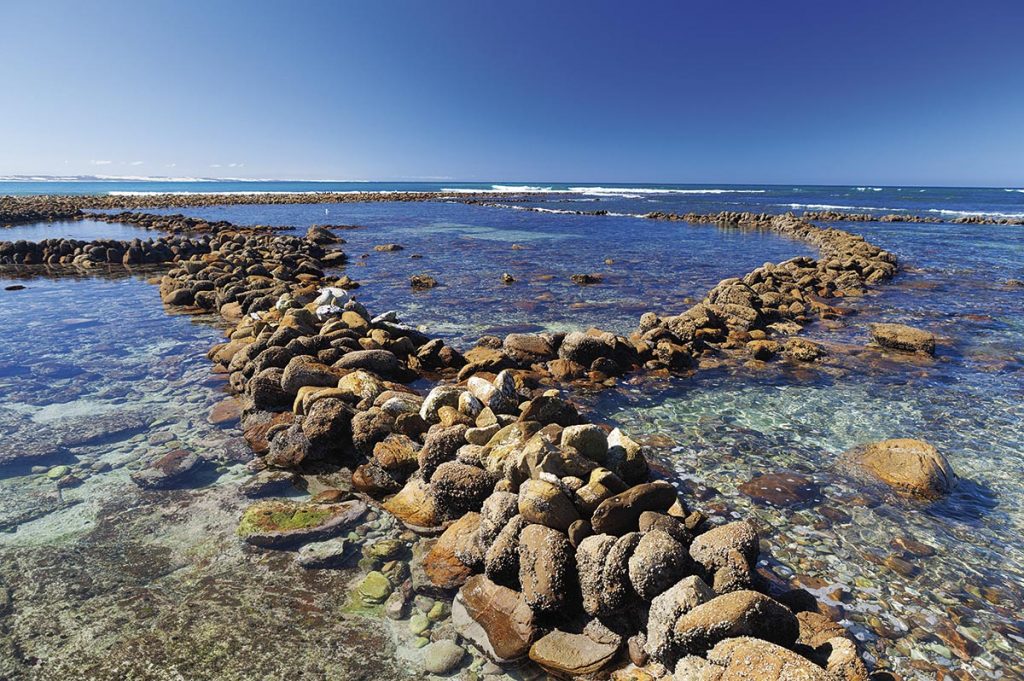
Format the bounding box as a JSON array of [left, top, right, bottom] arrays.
[[236, 502, 335, 539]]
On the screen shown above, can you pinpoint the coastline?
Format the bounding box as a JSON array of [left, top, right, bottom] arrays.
[[0, 195, 927, 679]]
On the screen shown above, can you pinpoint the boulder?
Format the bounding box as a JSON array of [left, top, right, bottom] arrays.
[[130, 449, 201, 489], [628, 529, 692, 601], [503, 333, 556, 365], [561, 424, 609, 463], [689, 520, 759, 571], [845, 438, 957, 499], [452, 575, 538, 663], [383, 478, 441, 529], [673, 590, 799, 654], [529, 628, 620, 677], [484, 514, 528, 586], [518, 478, 580, 532], [431, 462, 494, 516], [590, 480, 676, 535], [704, 637, 829, 680], [237, 500, 367, 548], [334, 349, 402, 378], [869, 323, 936, 355], [421, 640, 465, 674], [280, 355, 342, 395], [297, 537, 354, 569], [518, 523, 573, 613], [301, 397, 354, 450], [645, 575, 715, 664], [424, 512, 481, 590]]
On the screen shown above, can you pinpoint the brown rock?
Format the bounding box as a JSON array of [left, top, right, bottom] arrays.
[[869, 323, 936, 355], [424, 512, 481, 590], [383, 477, 441, 529], [673, 590, 798, 654], [529, 628, 620, 677], [704, 637, 829, 680], [452, 575, 537, 663], [590, 480, 677, 535], [845, 438, 957, 498], [518, 523, 573, 613]]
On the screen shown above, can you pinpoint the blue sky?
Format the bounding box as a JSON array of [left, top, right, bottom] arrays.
[[1, 0, 1022, 185]]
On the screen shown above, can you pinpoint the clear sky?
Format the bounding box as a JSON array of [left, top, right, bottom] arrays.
[[1, 0, 1022, 186]]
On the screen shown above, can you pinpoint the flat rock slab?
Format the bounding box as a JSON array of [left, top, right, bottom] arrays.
[[738, 472, 822, 507], [238, 499, 367, 548], [869, 322, 936, 355]]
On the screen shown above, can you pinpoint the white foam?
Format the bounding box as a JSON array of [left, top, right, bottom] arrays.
[[781, 203, 905, 212], [855, 187, 884, 191], [567, 186, 767, 198], [1004, 189, 1024, 193], [925, 208, 1024, 219]]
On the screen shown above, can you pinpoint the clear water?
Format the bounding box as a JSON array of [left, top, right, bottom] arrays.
[[1, 184, 1023, 679]]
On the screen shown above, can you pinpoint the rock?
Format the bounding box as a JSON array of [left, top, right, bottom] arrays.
[[638, 511, 691, 544], [484, 514, 528, 586], [302, 397, 355, 450], [130, 449, 201, 489], [477, 491, 519, 548], [420, 386, 463, 423], [869, 322, 936, 355], [645, 575, 715, 664], [570, 273, 603, 285], [739, 472, 821, 507], [747, 339, 781, 361], [265, 422, 312, 467], [355, 571, 393, 604], [422, 640, 465, 674], [452, 575, 537, 663], [430, 462, 493, 516], [607, 428, 649, 484], [628, 530, 692, 601], [689, 520, 759, 571], [519, 395, 580, 427], [784, 338, 825, 361], [383, 478, 442, 529], [518, 478, 580, 532], [280, 355, 342, 395], [337, 369, 385, 403], [240, 469, 297, 498], [418, 424, 469, 480], [561, 424, 609, 463], [296, 537, 354, 569], [518, 523, 573, 613], [425, 512, 481, 590], [372, 433, 420, 473], [673, 590, 799, 655], [576, 532, 640, 616], [590, 480, 677, 535], [374, 243, 404, 252], [529, 628, 620, 676], [845, 438, 957, 498], [411, 274, 438, 290], [237, 500, 367, 548], [334, 349, 402, 378], [350, 408, 395, 458], [503, 333, 556, 365], [704, 637, 829, 680], [207, 397, 242, 425]]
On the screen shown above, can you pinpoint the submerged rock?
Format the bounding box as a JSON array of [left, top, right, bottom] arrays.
[[845, 438, 957, 498], [869, 322, 936, 355], [237, 500, 367, 548], [130, 449, 202, 490]]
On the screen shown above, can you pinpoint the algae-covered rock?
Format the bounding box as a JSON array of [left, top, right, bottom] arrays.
[[237, 500, 367, 548]]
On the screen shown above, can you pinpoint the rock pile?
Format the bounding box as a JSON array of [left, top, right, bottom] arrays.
[[0, 235, 211, 266]]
